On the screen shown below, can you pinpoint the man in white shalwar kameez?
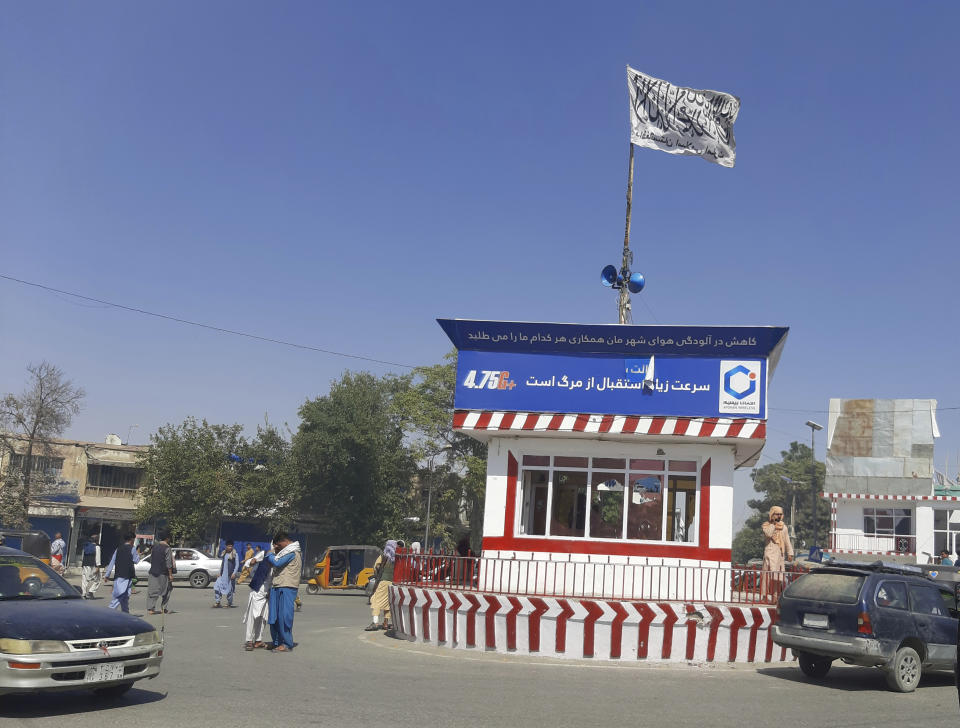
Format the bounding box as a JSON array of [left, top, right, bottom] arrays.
[[241, 545, 273, 650]]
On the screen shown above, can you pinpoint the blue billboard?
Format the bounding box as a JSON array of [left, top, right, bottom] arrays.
[[454, 351, 768, 419]]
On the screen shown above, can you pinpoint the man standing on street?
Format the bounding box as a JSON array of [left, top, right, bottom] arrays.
[[264, 532, 301, 652], [241, 540, 274, 650], [213, 540, 241, 608], [105, 532, 139, 613], [80, 533, 102, 599], [147, 531, 174, 614], [365, 540, 397, 631], [237, 542, 256, 584]]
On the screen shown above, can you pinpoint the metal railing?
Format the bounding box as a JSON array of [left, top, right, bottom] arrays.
[[393, 553, 802, 605], [831, 533, 916, 554]]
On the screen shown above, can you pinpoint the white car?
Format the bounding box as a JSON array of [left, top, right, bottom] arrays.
[[134, 548, 223, 588]]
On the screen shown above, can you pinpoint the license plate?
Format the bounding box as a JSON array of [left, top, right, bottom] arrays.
[[803, 613, 829, 629], [84, 663, 125, 683]]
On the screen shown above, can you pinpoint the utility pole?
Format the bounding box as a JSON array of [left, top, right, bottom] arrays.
[[806, 421, 824, 547], [618, 143, 635, 324]]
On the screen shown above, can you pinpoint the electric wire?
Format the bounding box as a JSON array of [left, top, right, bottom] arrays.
[[3, 273, 959, 415], [0, 274, 417, 369]]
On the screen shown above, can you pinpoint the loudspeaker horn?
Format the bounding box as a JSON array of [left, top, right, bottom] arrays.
[[627, 272, 645, 294], [600, 265, 618, 287]]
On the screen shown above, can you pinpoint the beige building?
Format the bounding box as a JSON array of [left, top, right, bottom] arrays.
[[0, 433, 148, 566]]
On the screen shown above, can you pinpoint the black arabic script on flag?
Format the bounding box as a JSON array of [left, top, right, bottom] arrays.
[[627, 67, 740, 168]]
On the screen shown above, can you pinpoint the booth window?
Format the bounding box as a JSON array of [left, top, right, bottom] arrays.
[[518, 455, 697, 543], [590, 473, 624, 539], [550, 471, 587, 537], [665, 475, 696, 542], [626, 473, 663, 540], [519, 469, 549, 535]]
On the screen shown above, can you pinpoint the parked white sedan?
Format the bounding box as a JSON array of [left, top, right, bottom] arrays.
[[134, 548, 222, 588]]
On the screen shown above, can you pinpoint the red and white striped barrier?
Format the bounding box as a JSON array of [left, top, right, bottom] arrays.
[[453, 410, 766, 440], [388, 586, 790, 664]]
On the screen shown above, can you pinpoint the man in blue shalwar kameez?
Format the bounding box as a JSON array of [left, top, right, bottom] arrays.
[[105, 532, 140, 613], [264, 533, 302, 652], [213, 540, 242, 607]]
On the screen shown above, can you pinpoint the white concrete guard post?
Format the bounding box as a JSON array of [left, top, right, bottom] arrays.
[[419, 320, 792, 665]]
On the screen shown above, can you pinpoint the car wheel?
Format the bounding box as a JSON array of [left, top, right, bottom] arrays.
[[306, 583, 320, 595], [93, 682, 133, 699], [797, 652, 832, 679], [189, 570, 210, 588], [886, 646, 922, 692]]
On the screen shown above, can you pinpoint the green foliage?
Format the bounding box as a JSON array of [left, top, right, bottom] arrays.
[[732, 441, 828, 563], [292, 372, 416, 546], [136, 352, 488, 552], [136, 417, 299, 543], [392, 352, 487, 552]]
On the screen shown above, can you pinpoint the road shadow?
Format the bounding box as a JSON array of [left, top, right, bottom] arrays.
[[0, 686, 166, 717], [758, 664, 956, 692]]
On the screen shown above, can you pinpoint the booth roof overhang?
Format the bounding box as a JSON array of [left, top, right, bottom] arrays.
[[439, 319, 789, 469]]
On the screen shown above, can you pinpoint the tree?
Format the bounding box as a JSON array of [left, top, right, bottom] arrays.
[[135, 417, 299, 543], [732, 441, 827, 563], [0, 362, 85, 527], [292, 372, 415, 546], [392, 352, 487, 552]]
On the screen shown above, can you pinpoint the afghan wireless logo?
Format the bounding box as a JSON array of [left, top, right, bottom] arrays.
[[722, 365, 757, 400]]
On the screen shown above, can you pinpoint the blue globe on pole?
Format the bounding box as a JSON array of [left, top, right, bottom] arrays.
[[600, 265, 645, 293]]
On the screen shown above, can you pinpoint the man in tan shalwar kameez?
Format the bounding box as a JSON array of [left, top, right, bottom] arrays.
[[761, 506, 794, 600]]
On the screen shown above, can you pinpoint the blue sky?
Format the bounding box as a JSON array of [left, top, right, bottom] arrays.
[[2, 2, 958, 527]]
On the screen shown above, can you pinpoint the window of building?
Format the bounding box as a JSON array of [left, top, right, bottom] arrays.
[[550, 470, 587, 537], [626, 473, 663, 541], [517, 454, 697, 543], [665, 475, 697, 542], [590, 473, 624, 539], [862, 508, 912, 538], [88, 465, 141, 490], [933, 509, 960, 556], [8, 454, 64, 478], [519, 469, 549, 536]]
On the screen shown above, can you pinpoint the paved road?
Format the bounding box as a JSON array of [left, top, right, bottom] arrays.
[[2, 583, 958, 727]]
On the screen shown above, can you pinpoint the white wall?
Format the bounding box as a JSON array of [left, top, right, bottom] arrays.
[[481, 437, 510, 539]]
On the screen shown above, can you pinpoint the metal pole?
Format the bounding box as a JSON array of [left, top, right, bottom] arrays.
[[423, 464, 434, 551], [618, 143, 635, 325], [811, 428, 817, 547]]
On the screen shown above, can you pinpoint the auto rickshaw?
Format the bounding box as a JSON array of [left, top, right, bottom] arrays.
[[306, 545, 380, 596], [0, 529, 55, 594]]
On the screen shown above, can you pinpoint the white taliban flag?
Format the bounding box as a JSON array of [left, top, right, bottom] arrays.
[[627, 66, 740, 168]]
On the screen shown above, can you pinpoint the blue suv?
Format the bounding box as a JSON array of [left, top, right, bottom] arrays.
[[772, 561, 957, 692]]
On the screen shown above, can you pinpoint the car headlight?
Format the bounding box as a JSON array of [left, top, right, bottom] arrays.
[[0, 638, 69, 654], [133, 630, 160, 647]]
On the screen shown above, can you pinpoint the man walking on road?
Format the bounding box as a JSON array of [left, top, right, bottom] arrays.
[[80, 533, 102, 599], [213, 540, 241, 608], [105, 532, 139, 613], [147, 531, 174, 614], [264, 532, 301, 652]]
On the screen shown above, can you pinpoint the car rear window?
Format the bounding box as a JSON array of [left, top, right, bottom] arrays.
[[784, 572, 865, 604]]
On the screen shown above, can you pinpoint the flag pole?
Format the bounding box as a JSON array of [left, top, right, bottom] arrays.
[[618, 142, 635, 324]]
